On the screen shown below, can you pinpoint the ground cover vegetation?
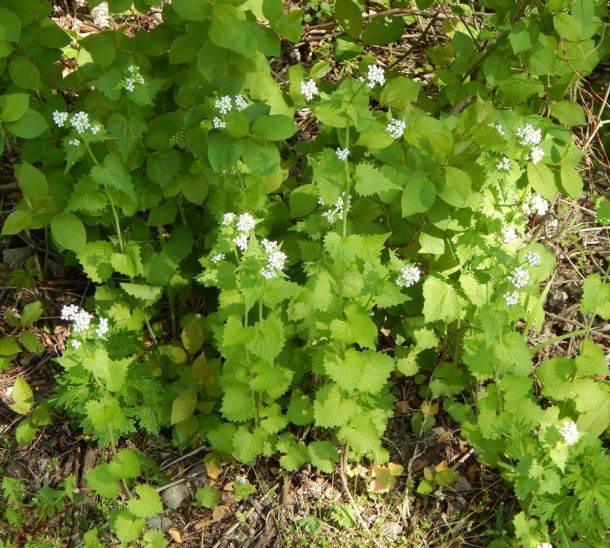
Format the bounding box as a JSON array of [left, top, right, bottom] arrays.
[[0, 0, 609, 545]]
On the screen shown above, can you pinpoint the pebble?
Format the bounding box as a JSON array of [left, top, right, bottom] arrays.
[[161, 483, 191, 509]]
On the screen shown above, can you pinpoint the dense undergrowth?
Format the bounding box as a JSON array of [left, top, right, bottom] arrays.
[[1, 0, 609, 545]]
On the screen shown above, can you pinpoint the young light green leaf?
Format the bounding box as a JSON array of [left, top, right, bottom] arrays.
[[127, 484, 163, 518]]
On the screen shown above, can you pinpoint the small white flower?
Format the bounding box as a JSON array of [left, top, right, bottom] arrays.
[[386, 119, 406, 139], [525, 250, 541, 267], [70, 339, 81, 349], [233, 234, 249, 251], [61, 304, 80, 321], [509, 266, 530, 289], [335, 147, 349, 161], [72, 309, 93, 333], [496, 157, 511, 171], [235, 475, 248, 485], [260, 268, 276, 279], [300, 79, 319, 102], [396, 265, 421, 288], [212, 117, 226, 129], [366, 64, 385, 88], [503, 291, 520, 306], [536, 543, 553, 548], [531, 195, 549, 216], [90, 124, 102, 135], [125, 65, 144, 91], [211, 253, 225, 264], [125, 78, 135, 92], [236, 213, 256, 234], [222, 213, 236, 226], [52, 111, 69, 127], [516, 123, 542, 147], [267, 250, 287, 271], [95, 317, 109, 337], [488, 122, 505, 137], [559, 420, 579, 446], [502, 226, 518, 244], [322, 193, 350, 224], [530, 146, 544, 165], [5, 385, 14, 398], [68, 138, 80, 146], [71, 111, 90, 134], [260, 239, 278, 253], [215, 95, 233, 115], [234, 95, 248, 112]]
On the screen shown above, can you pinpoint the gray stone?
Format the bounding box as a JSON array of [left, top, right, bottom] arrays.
[[2, 247, 31, 268], [161, 483, 190, 509], [147, 516, 173, 531], [383, 521, 403, 538]]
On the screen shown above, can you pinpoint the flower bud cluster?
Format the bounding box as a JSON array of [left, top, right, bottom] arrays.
[[488, 122, 506, 137], [212, 94, 249, 129], [335, 147, 349, 161], [496, 156, 511, 171], [502, 226, 518, 244], [386, 119, 406, 139], [509, 265, 530, 289], [559, 420, 579, 445], [53, 110, 104, 137], [320, 193, 351, 224], [525, 250, 541, 267], [260, 239, 287, 279], [300, 79, 319, 102], [124, 65, 145, 92], [396, 265, 422, 288]]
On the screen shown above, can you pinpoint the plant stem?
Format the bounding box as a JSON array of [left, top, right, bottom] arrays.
[[342, 127, 351, 238]]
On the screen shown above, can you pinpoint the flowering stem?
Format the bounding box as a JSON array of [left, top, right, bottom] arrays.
[[342, 127, 350, 238]]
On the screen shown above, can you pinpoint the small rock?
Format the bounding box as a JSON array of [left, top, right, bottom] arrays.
[[2, 247, 31, 268], [383, 521, 403, 538], [161, 483, 191, 509], [147, 516, 173, 531]]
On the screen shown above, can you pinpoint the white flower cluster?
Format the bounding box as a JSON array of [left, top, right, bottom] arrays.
[[522, 194, 549, 217], [496, 156, 511, 171], [223, 212, 256, 251], [124, 65, 145, 92], [71, 111, 91, 133], [386, 119, 406, 139], [503, 290, 520, 306], [321, 193, 351, 224], [396, 265, 421, 289], [215, 95, 232, 115], [502, 226, 518, 244], [536, 543, 553, 548], [335, 147, 349, 161], [53, 110, 103, 136], [61, 305, 109, 341], [260, 239, 287, 279], [5, 385, 14, 398], [559, 420, 579, 445], [366, 64, 385, 88], [211, 253, 225, 264], [212, 116, 225, 129], [509, 265, 530, 289], [234, 95, 248, 112], [300, 79, 319, 102], [68, 138, 80, 147], [516, 123, 544, 165], [52, 111, 69, 127], [525, 250, 541, 267], [235, 474, 248, 485]]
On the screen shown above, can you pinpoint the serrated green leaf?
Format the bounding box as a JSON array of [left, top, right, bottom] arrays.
[[423, 276, 465, 323], [246, 314, 285, 364], [231, 426, 268, 463], [314, 384, 360, 427], [575, 339, 608, 377], [110, 509, 145, 543], [195, 485, 220, 508], [85, 464, 120, 499], [354, 163, 401, 197], [127, 484, 163, 518], [108, 448, 142, 480], [308, 441, 339, 473], [221, 384, 255, 422]]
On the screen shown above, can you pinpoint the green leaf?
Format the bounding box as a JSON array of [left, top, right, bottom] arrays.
[[334, 0, 363, 39], [209, 5, 258, 57], [107, 113, 147, 159], [91, 153, 136, 210], [107, 448, 142, 480], [251, 115, 297, 141], [0, 336, 21, 356], [287, 395, 314, 425], [314, 384, 360, 428], [527, 163, 557, 201], [170, 389, 197, 425], [9, 56, 40, 89], [5, 109, 48, 138], [20, 301, 42, 327], [430, 362, 468, 396], [241, 138, 280, 176], [278, 436, 309, 470], [559, 166, 583, 197], [250, 361, 293, 399], [438, 166, 472, 208], [110, 509, 145, 543], [127, 485, 163, 518], [208, 133, 243, 173], [142, 529, 168, 548], [85, 464, 120, 499], [329, 304, 377, 349], [120, 283, 163, 303], [85, 395, 134, 446], [79, 241, 114, 283], [10, 377, 34, 415], [575, 340, 607, 377], [17, 162, 48, 204], [423, 276, 465, 323], [308, 441, 339, 473], [580, 274, 610, 319], [19, 330, 43, 354], [354, 163, 401, 197], [246, 315, 285, 364], [509, 21, 539, 53], [0, 8, 21, 42], [551, 101, 586, 126], [51, 211, 86, 252], [361, 15, 405, 45], [0, 93, 29, 122], [80, 33, 116, 69], [231, 426, 268, 463], [1, 208, 32, 235], [172, 0, 210, 20], [379, 77, 421, 110], [195, 485, 220, 508]]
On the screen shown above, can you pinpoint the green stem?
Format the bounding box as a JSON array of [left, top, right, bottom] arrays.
[[342, 127, 351, 238], [107, 194, 124, 252], [529, 329, 588, 355]]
